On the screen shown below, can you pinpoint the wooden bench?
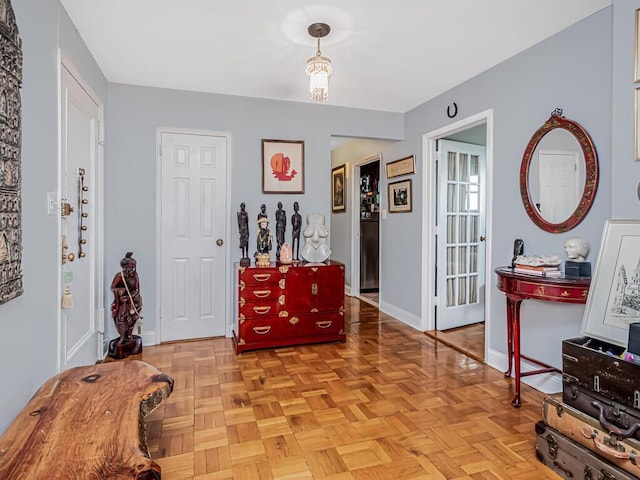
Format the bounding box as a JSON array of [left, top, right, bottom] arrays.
[[0, 360, 173, 479]]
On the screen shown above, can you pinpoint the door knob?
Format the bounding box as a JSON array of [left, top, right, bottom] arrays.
[[216, 239, 224, 246], [480, 236, 486, 242]]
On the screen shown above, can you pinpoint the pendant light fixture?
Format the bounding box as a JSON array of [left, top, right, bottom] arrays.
[[305, 23, 332, 103]]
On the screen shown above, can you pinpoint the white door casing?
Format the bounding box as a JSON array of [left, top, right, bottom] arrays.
[[159, 130, 228, 341], [421, 109, 493, 362], [436, 140, 486, 331], [59, 62, 104, 370]]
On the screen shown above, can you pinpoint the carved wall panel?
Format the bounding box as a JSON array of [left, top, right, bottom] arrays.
[[0, 0, 22, 304]]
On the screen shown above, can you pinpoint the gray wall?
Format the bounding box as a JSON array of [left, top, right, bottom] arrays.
[[398, 8, 613, 371], [106, 86, 403, 341], [0, 1, 108, 433], [612, 1, 640, 217]]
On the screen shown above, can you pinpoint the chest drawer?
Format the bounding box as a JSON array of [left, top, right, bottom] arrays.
[[238, 316, 307, 343], [239, 267, 283, 287], [239, 284, 283, 303]]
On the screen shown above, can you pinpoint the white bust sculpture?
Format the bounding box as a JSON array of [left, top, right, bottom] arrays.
[[300, 213, 331, 263], [564, 237, 590, 262]]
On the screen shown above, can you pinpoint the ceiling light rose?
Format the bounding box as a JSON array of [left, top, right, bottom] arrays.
[[305, 23, 332, 103]]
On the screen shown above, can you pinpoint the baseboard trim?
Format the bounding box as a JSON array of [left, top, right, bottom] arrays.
[[487, 348, 562, 395], [378, 300, 421, 331]]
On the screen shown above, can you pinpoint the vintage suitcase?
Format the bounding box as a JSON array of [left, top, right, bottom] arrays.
[[562, 336, 639, 411], [535, 420, 637, 480], [563, 380, 640, 442], [543, 396, 640, 477]]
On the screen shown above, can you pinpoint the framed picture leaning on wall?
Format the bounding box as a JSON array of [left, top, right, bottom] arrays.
[[582, 220, 640, 346]]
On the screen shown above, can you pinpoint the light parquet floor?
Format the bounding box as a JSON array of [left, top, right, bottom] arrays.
[[141, 296, 560, 480]]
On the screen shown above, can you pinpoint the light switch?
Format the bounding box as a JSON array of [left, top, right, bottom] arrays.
[[381, 209, 387, 219]]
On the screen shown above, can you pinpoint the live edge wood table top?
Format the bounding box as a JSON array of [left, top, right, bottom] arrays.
[[0, 360, 174, 480], [494, 267, 590, 407]]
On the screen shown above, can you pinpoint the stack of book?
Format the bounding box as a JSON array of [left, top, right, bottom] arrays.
[[513, 263, 562, 277]]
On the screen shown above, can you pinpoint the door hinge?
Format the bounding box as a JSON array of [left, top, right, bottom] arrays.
[[435, 151, 441, 163], [159, 144, 163, 156]]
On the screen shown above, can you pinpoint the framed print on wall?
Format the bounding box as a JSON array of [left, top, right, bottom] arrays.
[[386, 155, 415, 179], [262, 139, 304, 194], [581, 220, 640, 347], [388, 179, 412, 213], [331, 164, 346, 212]]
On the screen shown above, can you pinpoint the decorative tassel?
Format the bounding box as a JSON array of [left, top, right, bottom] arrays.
[[61, 286, 73, 308]]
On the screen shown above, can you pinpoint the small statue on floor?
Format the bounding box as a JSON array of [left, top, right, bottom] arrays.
[[108, 252, 143, 359]]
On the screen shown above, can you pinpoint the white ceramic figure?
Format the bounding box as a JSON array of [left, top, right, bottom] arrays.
[[300, 213, 331, 263], [564, 237, 589, 262]]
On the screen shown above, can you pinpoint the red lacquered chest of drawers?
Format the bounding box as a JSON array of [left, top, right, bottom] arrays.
[[233, 261, 346, 353]]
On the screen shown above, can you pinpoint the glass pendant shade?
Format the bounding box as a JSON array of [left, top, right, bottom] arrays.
[[305, 52, 332, 102]]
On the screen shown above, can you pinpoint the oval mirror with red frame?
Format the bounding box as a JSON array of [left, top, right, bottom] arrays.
[[519, 109, 599, 233]]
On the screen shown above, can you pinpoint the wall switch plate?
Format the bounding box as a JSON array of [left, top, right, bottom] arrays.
[[381, 209, 387, 219], [47, 192, 57, 215]]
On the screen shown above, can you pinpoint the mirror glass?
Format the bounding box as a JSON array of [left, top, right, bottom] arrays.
[[520, 110, 599, 233]]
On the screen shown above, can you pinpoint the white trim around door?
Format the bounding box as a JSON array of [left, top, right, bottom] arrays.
[[421, 109, 494, 362], [155, 128, 232, 343]]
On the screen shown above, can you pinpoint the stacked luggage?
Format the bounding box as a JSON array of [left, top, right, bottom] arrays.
[[535, 335, 640, 479]]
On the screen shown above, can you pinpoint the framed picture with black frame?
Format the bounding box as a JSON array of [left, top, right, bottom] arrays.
[[331, 164, 346, 212], [388, 179, 412, 213]]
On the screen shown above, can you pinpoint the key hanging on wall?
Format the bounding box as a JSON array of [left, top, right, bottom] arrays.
[[77, 167, 88, 258]]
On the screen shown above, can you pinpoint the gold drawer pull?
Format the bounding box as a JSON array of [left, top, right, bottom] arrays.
[[253, 306, 271, 315], [252, 326, 271, 335], [252, 273, 271, 282], [316, 320, 333, 329], [253, 290, 271, 298]]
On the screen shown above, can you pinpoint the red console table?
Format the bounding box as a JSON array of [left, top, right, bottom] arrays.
[[495, 267, 590, 407]]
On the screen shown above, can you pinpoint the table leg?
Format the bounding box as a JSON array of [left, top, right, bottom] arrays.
[[504, 297, 513, 377], [509, 297, 523, 408]]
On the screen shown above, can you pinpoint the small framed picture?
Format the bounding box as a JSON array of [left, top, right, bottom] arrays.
[[582, 220, 640, 346], [331, 164, 346, 213], [262, 139, 304, 194], [386, 155, 415, 179], [388, 179, 412, 213]]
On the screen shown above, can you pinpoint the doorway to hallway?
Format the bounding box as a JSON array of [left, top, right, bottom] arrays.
[[422, 110, 494, 363]]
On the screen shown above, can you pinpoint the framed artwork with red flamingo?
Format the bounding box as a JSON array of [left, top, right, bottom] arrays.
[[262, 139, 305, 193]]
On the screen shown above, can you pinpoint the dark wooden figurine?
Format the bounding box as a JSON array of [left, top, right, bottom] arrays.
[[108, 252, 143, 359], [237, 202, 250, 265], [291, 201, 302, 262], [275, 201, 286, 260]]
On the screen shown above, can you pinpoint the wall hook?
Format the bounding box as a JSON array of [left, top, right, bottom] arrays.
[[447, 102, 458, 118]]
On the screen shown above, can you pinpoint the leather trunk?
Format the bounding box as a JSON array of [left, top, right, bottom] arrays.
[[563, 380, 640, 442], [535, 420, 637, 480], [562, 336, 639, 411], [543, 396, 640, 477]]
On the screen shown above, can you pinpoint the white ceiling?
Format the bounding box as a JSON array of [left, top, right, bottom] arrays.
[[60, 0, 611, 113]]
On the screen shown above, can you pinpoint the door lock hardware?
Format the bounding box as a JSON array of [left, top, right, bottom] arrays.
[[61, 201, 74, 217], [216, 239, 223, 246], [61, 235, 75, 264]]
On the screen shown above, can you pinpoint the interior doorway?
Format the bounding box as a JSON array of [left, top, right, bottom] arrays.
[[422, 110, 494, 363], [350, 154, 382, 306]]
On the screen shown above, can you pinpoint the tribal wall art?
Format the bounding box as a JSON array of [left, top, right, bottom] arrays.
[[0, 0, 22, 305]]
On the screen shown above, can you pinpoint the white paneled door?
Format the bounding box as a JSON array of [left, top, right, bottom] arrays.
[[59, 64, 103, 369], [160, 131, 228, 341], [436, 140, 486, 331]]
